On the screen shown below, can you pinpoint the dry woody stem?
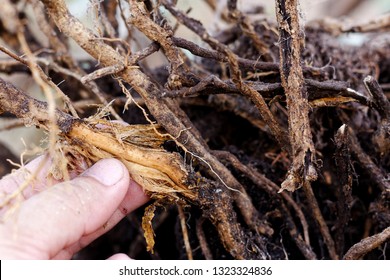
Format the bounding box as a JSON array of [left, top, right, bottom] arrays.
[[275, 0, 317, 192], [0, 0, 389, 260]]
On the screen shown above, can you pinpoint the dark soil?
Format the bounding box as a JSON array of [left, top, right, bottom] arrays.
[[0, 0, 389, 260]]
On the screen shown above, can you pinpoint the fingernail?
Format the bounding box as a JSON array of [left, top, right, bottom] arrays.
[[82, 159, 125, 186]]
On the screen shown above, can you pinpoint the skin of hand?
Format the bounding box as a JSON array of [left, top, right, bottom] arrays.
[[0, 156, 149, 259]]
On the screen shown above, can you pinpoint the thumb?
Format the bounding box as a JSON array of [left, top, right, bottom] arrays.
[[0, 158, 131, 259]]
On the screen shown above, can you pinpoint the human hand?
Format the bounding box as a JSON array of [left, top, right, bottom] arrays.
[[0, 156, 149, 259]]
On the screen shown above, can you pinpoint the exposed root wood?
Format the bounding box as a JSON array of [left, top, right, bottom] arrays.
[[0, 76, 263, 259]]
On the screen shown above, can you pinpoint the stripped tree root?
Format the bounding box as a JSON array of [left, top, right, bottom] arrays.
[[0, 77, 262, 259]]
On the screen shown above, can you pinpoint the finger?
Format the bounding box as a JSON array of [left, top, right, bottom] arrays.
[[52, 179, 149, 259], [0, 158, 131, 259], [107, 253, 131, 260]]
